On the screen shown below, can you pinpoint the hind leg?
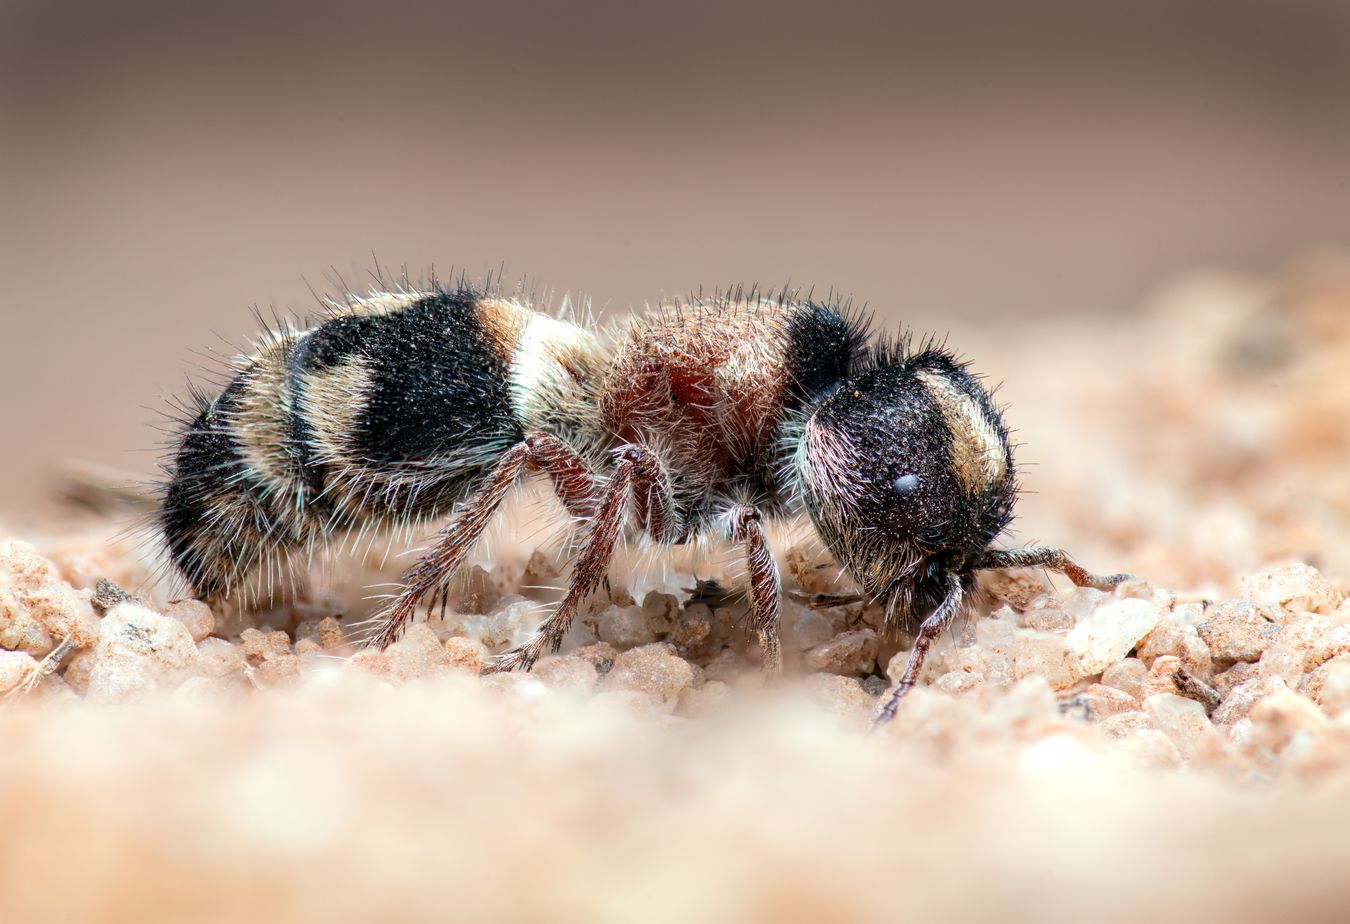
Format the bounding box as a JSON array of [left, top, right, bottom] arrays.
[[367, 434, 600, 650], [485, 445, 678, 673]]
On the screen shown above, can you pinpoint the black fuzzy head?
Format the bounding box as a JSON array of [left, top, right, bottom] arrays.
[[795, 347, 1016, 617]]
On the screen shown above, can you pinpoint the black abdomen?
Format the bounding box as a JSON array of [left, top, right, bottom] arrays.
[[158, 287, 525, 600]]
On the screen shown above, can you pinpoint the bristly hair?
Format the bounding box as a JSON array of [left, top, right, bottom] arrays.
[[796, 291, 874, 373], [680, 283, 872, 340], [309, 268, 596, 343], [856, 328, 966, 375]]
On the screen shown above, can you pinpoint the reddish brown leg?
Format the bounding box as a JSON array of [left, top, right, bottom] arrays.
[[366, 433, 600, 650], [484, 445, 677, 673], [729, 505, 782, 674], [973, 547, 1133, 590], [629, 449, 683, 543], [873, 573, 964, 729]]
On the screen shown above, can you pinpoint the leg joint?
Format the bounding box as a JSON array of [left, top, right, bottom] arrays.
[[727, 504, 762, 542]]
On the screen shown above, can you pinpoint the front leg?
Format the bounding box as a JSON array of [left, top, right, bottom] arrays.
[[485, 445, 678, 673], [728, 506, 782, 674], [874, 572, 965, 729], [973, 546, 1133, 590]]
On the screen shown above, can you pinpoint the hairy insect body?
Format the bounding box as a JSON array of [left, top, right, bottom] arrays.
[[158, 279, 1129, 726]]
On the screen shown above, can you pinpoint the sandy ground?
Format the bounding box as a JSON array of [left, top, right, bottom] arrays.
[[4, 254, 1350, 923]]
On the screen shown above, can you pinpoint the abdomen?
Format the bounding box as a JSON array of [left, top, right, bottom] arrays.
[[158, 285, 602, 601]]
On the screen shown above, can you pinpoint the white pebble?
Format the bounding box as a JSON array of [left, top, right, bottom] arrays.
[[85, 603, 198, 704], [0, 649, 38, 694], [1144, 693, 1212, 758], [1065, 598, 1162, 676]]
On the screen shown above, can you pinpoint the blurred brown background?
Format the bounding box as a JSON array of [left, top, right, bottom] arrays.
[[2, 0, 1348, 522]]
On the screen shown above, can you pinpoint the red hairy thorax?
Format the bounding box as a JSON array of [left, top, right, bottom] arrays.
[[601, 306, 790, 487]]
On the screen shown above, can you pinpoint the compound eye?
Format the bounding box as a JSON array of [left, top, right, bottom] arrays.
[[892, 473, 920, 495]]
